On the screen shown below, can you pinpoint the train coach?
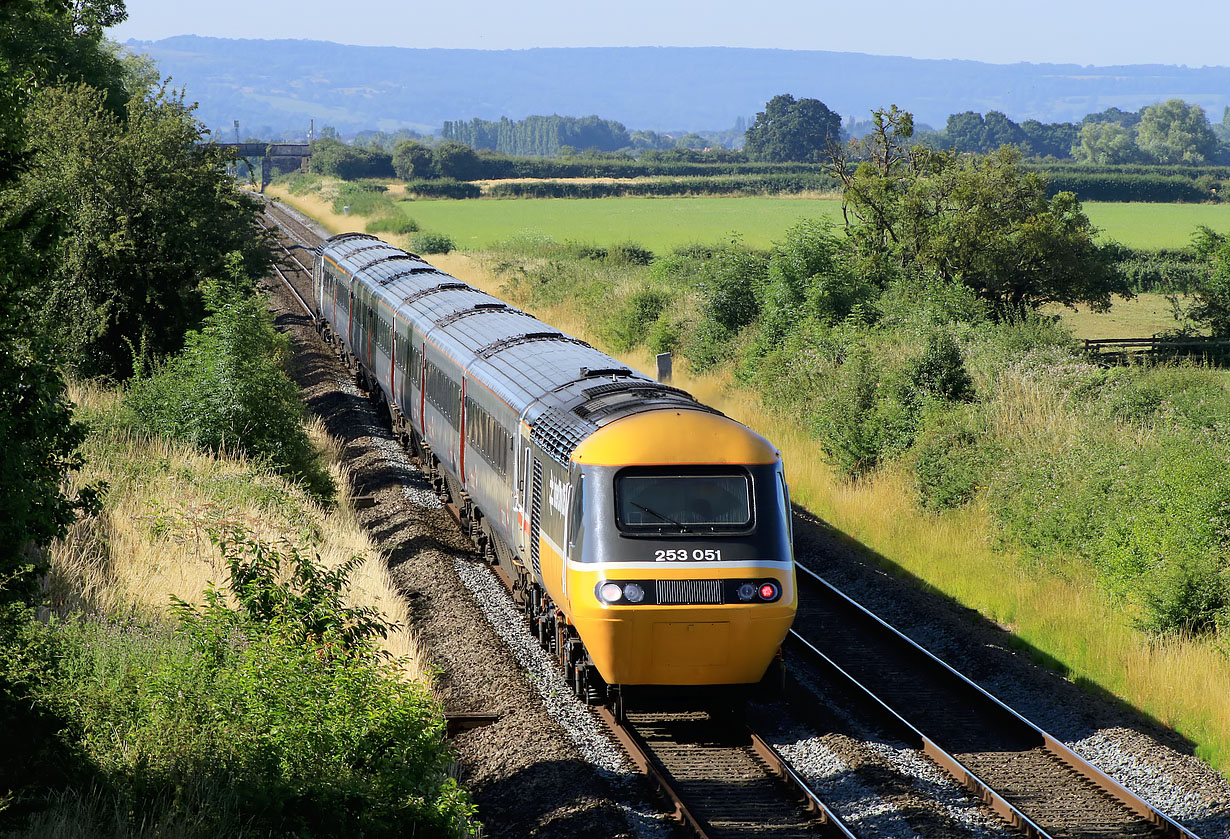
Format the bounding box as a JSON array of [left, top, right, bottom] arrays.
[[314, 232, 797, 705]]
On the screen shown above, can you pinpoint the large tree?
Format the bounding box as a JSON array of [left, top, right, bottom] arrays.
[[16, 83, 269, 378], [744, 94, 841, 163], [1135, 99, 1219, 165], [1072, 121, 1140, 164], [834, 107, 1126, 313]]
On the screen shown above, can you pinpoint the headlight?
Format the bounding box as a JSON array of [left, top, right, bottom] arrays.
[[737, 582, 757, 601], [622, 583, 645, 603], [597, 582, 623, 604]]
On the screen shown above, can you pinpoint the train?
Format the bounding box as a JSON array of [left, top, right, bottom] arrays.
[[313, 232, 797, 706]]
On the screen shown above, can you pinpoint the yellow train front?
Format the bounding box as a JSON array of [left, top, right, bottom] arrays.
[[530, 407, 797, 694]]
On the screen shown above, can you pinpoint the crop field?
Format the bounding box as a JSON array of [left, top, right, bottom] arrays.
[[394, 195, 1230, 253]]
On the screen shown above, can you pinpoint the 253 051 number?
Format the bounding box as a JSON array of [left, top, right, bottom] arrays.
[[654, 549, 722, 562]]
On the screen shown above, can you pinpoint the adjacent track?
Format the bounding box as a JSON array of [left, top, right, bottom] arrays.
[[789, 563, 1201, 839]]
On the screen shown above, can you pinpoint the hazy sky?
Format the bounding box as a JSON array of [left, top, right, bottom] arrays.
[[111, 0, 1229, 68]]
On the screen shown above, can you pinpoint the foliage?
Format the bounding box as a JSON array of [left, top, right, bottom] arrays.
[[15, 83, 270, 379], [813, 347, 918, 479], [431, 141, 483, 181], [366, 214, 420, 235], [1136, 99, 1220, 165], [1187, 226, 1230, 336], [836, 109, 1128, 314], [606, 288, 671, 352], [2, 537, 476, 836], [442, 114, 631, 157], [331, 180, 394, 217], [125, 260, 334, 499], [173, 530, 395, 655], [391, 139, 434, 180], [744, 94, 842, 163], [1039, 169, 1214, 202], [407, 178, 482, 199], [410, 232, 456, 254], [309, 137, 395, 180], [485, 172, 839, 198], [909, 330, 974, 401], [1072, 121, 1141, 164]]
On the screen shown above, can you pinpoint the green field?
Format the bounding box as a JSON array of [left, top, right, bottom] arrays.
[[398, 196, 1230, 253]]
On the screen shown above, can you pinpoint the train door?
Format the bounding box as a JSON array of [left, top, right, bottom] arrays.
[[516, 444, 531, 557], [529, 455, 543, 584]]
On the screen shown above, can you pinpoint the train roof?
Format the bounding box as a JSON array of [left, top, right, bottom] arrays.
[[319, 233, 720, 464]]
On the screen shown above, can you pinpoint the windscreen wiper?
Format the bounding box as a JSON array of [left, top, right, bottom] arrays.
[[631, 501, 688, 530]]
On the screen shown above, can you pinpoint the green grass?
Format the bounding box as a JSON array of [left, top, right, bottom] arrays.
[[1083, 202, 1230, 249], [397, 196, 1230, 253], [396, 196, 846, 252]]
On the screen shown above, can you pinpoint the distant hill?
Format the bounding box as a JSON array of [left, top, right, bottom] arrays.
[[129, 36, 1230, 139]]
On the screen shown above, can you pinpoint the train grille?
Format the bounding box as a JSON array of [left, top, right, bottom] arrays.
[[655, 579, 723, 605]]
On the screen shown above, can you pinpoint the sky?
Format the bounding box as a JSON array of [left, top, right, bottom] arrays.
[[110, 0, 1230, 68]]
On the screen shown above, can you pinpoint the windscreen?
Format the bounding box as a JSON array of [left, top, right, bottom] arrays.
[[615, 470, 752, 533]]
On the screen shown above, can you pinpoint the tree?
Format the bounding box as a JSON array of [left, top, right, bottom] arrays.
[[309, 137, 394, 179], [835, 107, 1126, 314], [0, 0, 110, 604], [431, 140, 482, 180], [1020, 120, 1077, 159], [1135, 99, 1218, 164], [744, 94, 841, 162], [392, 139, 434, 180], [1187, 226, 1230, 337], [16, 83, 270, 378], [1072, 121, 1140, 164]]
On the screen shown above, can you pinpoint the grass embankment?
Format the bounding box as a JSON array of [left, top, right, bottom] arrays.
[[272, 188, 1230, 774]]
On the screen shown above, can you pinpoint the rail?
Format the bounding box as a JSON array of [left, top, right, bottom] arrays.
[[791, 562, 1201, 839]]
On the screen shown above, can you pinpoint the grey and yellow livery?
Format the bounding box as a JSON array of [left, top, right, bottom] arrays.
[[315, 233, 796, 704]]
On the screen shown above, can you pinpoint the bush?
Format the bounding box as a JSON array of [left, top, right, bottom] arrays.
[[912, 406, 991, 510], [331, 181, 395, 217], [814, 348, 919, 478], [406, 179, 481, 199], [8, 533, 477, 838], [910, 331, 975, 401], [126, 261, 333, 500], [605, 288, 671, 352], [366, 215, 420, 235], [411, 232, 456, 254], [608, 240, 654, 266]]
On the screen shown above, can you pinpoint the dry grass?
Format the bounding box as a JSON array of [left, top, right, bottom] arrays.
[[51, 382, 425, 679], [1045, 293, 1193, 340]]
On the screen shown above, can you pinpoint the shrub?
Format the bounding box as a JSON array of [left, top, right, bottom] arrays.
[[11, 536, 477, 837], [365, 215, 420, 235], [331, 181, 394, 217], [910, 331, 975, 401], [814, 348, 919, 478], [126, 261, 333, 500], [411, 232, 456, 254], [912, 406, 992, 510], [605, 288, 671, 352], [406, 179, 481, 199], [607, 240, 654, 266]]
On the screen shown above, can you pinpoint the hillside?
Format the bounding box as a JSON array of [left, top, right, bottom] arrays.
[[130, 36, 1230, 138]]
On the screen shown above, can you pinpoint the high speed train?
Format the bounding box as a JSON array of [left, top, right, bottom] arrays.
[[314, 232, 797, 704]]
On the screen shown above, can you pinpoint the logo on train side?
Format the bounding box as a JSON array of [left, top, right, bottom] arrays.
[[548, 474, 568, 516]]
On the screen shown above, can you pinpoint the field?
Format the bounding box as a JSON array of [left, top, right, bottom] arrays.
[[1045, 293, 1188, 339], [391, 195, 1230, 253]]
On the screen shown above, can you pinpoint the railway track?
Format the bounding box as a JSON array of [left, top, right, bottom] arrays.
[[259, 204, 853, 838], [258, 203, 1204, 839], [788, 563, 1201, 839]]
